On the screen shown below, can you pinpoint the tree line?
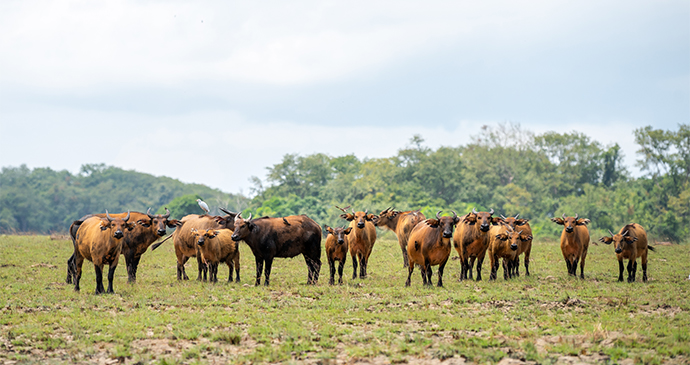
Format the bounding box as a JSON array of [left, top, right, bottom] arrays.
[[0, 124, 687, 243]]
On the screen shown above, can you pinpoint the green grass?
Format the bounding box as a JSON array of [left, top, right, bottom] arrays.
[[0, 232, 688, 363]]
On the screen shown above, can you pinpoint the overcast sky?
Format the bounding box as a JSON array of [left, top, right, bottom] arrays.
[[1, 0, 688, 195]]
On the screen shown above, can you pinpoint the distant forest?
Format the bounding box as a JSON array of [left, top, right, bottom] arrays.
[[1, 124, 688, 243]]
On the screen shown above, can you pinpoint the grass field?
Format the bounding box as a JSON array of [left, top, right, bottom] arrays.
[[0, 231, 688, 364]]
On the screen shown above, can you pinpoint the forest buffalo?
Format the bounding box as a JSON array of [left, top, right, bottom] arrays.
[[339, 207, 377, 279], [405, 211, 459, 287], [551, 213, 590, 278], [67, 208, 180, 284], [453, 208, 502, 281], [373, 207, 426, 268], [599, 223, 654, 282], [71, 211, 134, 294], [324, 225, 352, 285], [191, 228, 240, 283], [231, 212, 322, 286], [500, 214, 533, 277]]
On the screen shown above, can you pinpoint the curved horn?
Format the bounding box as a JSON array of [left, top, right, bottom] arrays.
[[247, 213, 252, 221], [105, 209, 113, 222], [621, 230, 628, 236], [608, 229, 614, 236], [163, 208, 171, 218], [562, 213, 566, 219], [500, 214, 507, 220], [574, 213, 578, 220], [364, 209, 368, 216], [451, 210, 458, 219], [472, 207, 477, 214], [236, 211, 242, 220], [436, 210, 442, 219], [514, 213, 520, 219], [146, 207, 153, 218], [488, 208, 494, 215], [351, 208, 355, 215], [124, 210, 130, 222]]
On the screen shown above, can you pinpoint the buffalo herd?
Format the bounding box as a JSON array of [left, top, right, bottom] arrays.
[[65, 205, 655, 294]]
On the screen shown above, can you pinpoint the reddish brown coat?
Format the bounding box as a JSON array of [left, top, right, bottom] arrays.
[[551, 214, 590, 278], [72, 213, 134, 294], [500, 215, 533, 277], [171, 214, 223, 281], [374, 208, 426, 268], [599, 223, 653, 282], [191, 228, 240, 283], [324, 226, 352, 285], [406, 212, 459, 287], [452, 209, 502, 281], [340, 209, 377, 279]]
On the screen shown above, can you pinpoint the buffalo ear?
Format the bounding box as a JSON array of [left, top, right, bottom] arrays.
[[210, 230, 220, 238], [551, 217, 564, 225], [366, 214, 376, 221], [496, 234, 508, 241], [325, 225, 334, 235], [577, 218, 590, 226], [343, 227, 352, 235], [524, 235, 533, 241], [516, 219, 529, 226], [136, 219, 151, 227], [340, 213, 354, 221], [248, 222, 256, 231], [625, 236, 638, 243], [464, 214, 477, 224], [599, 236, 613, 245], [491, 217, 502, 226], [453, 216, 460, 225], [426, 219, 439, 227], [126, 222, 136, 231], [166, 219, 180, 228]]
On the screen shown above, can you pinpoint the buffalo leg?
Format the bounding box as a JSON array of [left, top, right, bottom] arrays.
[[94, 264, 105, 295], [642, 261, 648, 282], [400, 242, 409, 268], [328, 258, 336, 285], [227, 260, 234, 283], [618, 260, 624, 282], [352, 253, 358, 280], [460, 258, 469, 281], [74, 254, 84, 292], [338, 259, 345, 284], [178, 256, 190, 281], [580, 247, 588, 279], [627, 260, 634, 283], [489, 256, 498, 281], [565, 258, 572, 275], [263, 257, 273, 286], [572, 257, 580, 278], [468, 257, 476, 280], [66, 253, 76, 284], [106, 264, 117, 293], [124, 253, 135, 283], [425, 265, 433, 287], [196, 256, 207, 281], [405, 264, 414, 287], [438, 258, 448, 287], [360, 255, 367, 279], [513, 257, 520, 277], [234, 255, 241, 283], [502, 258, 509, 280], [524, 247, 531, 276], [475, 257, 484, 281], [632, 260, 638, 282], [254, 257, 264, 286], [129, 255, 142, 283]]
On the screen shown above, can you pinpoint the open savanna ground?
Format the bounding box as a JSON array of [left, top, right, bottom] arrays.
[[0, 232, 688, 364]]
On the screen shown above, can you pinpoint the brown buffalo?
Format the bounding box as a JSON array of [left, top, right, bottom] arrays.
[[551, 213, 590, 278], [453, 208, 502, 281], [72, 211, 134, 294], [190, 228, 240, 283], [500, 214, 533, 277], [324, 226, 352, 285], [599, 223, 654, 282], [339, 207, 377, 279], [488, 224, 531, 281], [373, 207, 426, 268], [406, 211, 459, 287], [231, 212, 322, 286], [168, 214, 223, 281], [67, 208, 180, 284]]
